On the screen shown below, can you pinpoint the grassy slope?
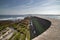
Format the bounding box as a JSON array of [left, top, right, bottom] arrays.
[[9, 18, 30, 40], [32, 17, 45, 34], [0, 17, 30, 40]]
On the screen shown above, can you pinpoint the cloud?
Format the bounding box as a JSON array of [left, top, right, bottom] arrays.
[[0, 0, 59, 15], [26, 0, 34, 5]]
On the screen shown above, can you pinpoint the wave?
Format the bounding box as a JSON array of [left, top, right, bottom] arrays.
[[0, 17, 25, 21]]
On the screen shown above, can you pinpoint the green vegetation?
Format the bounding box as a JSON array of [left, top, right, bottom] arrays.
[[9, 17, 30, 40], [26, 30, 30, 40], [13, 32, 20, 40], [32, 17, 45, 34], [0, 25, 6, 31], [0, 22, 11, 31], [0, 16, 51, 40], [9, 32, 17, 40], [20, 33, 26, 40], [0, 17, 30, 40]]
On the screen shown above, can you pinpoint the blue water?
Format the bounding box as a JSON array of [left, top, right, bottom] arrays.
[[0, 15, 26, 19]]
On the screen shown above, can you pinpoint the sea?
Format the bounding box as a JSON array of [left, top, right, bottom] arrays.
[[0, 15, 60, 20], [0, 15, 26, 20]]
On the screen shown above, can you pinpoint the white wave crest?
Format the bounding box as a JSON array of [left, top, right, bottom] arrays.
[[0, 17, 25, 21]]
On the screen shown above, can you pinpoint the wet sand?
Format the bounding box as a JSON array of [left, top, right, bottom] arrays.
[[33, 16, 60, 40]]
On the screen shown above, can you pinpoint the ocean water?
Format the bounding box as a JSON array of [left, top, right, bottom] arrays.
[[0, 15, 60, 20], [0, 15, 26, 20]]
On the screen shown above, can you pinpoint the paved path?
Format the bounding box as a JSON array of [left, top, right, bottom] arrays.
[[33, 16, 60, 40]]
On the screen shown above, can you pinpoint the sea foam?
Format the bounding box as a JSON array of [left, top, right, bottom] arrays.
[[0, 17, 25, 21]]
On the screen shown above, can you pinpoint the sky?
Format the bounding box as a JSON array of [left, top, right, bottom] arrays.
[[0, 0, 60, 15]]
